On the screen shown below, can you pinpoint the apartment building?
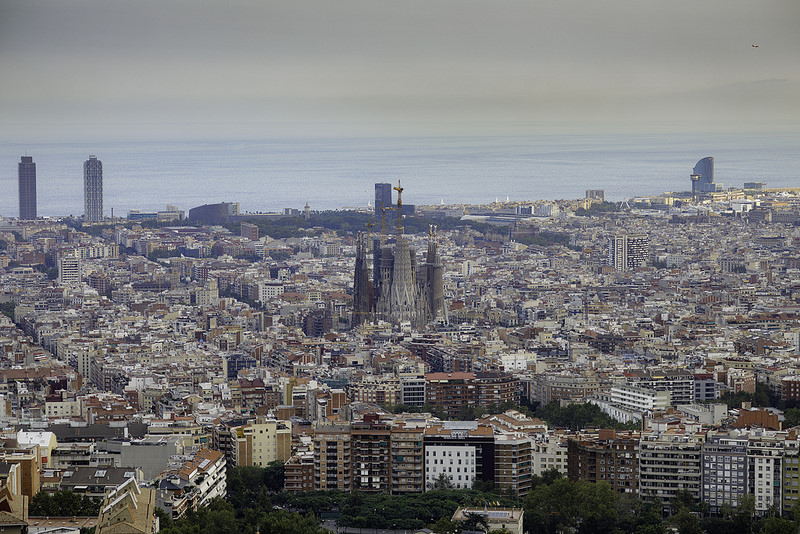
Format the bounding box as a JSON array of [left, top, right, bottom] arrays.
[[568, 429, 639, 495], [639, 430, 704, 506]]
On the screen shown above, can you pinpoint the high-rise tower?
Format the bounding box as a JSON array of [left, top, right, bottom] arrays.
[[84, 155, 103, 222], [374, 183, 392, 216], [608, 233, 649, 271], [18, 156, 37, 220], [692, 157, 717, 194]]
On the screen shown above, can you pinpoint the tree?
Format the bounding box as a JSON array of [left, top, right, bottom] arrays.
[[671, 508, 702, 534], [0, 302, 14, 321], [430, 472, 455, 490], [758, 516, 797, 534], [429, 516, 461, 534], [154, 507, 172, 529], [29, 490, 101, 517], [733, 494, 756, 534], [523, 478, 618, 534], [461, 511, 489, 532], [263, 461, 285, 493], [783, 408, 800, 428]]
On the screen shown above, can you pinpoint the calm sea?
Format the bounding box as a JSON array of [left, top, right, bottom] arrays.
[[1, 132, 799, 218]]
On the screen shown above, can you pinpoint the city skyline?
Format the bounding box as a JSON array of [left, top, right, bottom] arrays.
[[1, 1, 799, 141]]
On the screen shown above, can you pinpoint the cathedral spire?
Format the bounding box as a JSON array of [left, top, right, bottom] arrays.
[[393, 181, 404, 235]]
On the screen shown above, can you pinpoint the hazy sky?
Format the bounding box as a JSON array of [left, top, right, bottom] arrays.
[[2, 0, 799, 139]]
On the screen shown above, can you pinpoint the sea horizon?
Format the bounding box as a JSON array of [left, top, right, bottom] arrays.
[[2, 130, 799, 219]]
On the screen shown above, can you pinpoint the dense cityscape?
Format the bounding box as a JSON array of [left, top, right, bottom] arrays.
[[4, 154, 800, 534]]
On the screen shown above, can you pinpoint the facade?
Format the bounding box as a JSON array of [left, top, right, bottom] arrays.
[[639, 430, 703, 507], [494, 433, 533, 497], [352, 232, 372, 327], [783, 450, 800, 514], [84, 155, 103, 222], [748, 432, 787, 513], [423, 422, 495, 490], [608, 233, 649, 271], [531, 373, 600, 405], [425, 372, 477, 417], [232, 417, 291, 467], [240, 222, 258, 241], [374, 182, 393, 215], [702, 432, 748, 513], [694, 372, 718, 402], [400, 374, 426, 407], [627, 369, 695, 406], [313, 423, 352, 491], [351, 416, 391, 493], [592, 384, 670, 423], [188, 202, 238, 225], [96, 477, 158, 534], [586, 189, 605, 201], [18, 156, 36, 220], [58, 254, 81, 286], [568, 430, 639, 495], [692, 156, 719, 194], [390, 420, 425, 494], [284, 452, 315, 492]]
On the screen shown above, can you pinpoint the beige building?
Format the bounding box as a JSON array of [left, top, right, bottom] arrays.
[[233, 417, 291, 467], [390, 420, 425, 494], [494, 433, 534, 498], [313, 423, 351, 491], [96, 477, 157, 534], [16, 431, 57, 469]]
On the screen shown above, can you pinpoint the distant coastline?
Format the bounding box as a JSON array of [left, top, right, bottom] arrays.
[[2, 131, 798, 218]]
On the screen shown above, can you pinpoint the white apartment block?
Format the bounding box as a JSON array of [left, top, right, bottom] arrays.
[[425, 444, 477, 490]]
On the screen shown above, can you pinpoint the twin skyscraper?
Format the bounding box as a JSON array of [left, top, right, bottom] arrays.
[[17, 155, 104, 221]]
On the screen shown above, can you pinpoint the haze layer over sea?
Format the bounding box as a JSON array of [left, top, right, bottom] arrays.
[[2, 131, 799, 218]]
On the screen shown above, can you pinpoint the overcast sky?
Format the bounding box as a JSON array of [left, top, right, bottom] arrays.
[[1, 0, 799, 140]]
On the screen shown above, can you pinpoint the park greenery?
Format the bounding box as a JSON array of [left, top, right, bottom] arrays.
[[0, 301, 14, 320], [231, 211, 494, 240], [154, 464, 800, 534], [529, 400, 640, 431], [574, 201, 621, 216], [513, 231, 572, 248]]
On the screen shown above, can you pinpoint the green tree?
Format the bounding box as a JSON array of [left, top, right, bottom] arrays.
[[29, 490, 101, 517], [671, 508, 702, 534], [429, 516, 461, 534], [783, 408, 800, 428], [461, 511, 489, 532], [263, 460, 285, 493], [154, 507, 173, 529], [523, 478, 618, 534], [733, 494, 757, 534], [0, 302, 14, 321], [430, 473, 455, 490], [758, 516, 797, 534]]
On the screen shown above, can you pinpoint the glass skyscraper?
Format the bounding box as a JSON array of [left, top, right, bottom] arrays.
[[84, 155, 103, 222], [693, 156, 717, 193], [18, 156, 36, 220]]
